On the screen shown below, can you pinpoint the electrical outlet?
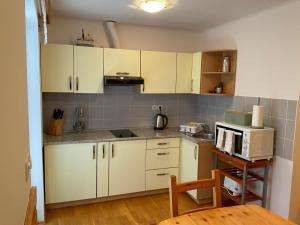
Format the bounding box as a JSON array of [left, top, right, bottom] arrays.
[[158, 105, 163, 110], [152, 105, 158, 110]]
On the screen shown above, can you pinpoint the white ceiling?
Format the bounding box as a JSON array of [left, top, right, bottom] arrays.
[[51, 0, 294, 31]]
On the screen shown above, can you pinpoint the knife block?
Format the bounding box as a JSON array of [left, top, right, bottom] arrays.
[[46, 118, 64, 136]]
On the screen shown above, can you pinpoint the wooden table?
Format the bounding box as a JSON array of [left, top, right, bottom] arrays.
[[159, 205, 295, 225]]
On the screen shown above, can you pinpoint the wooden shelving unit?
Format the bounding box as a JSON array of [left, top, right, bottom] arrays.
[[201, 50, 237, 96], [209, 147, 272, 207]]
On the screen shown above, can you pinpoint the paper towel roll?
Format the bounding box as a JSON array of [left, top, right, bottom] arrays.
[[252, 105, 264, 128]]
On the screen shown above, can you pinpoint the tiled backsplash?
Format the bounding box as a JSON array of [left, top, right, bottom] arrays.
[[43, 89, 297, 161], [197, 96, 297, 161], [43, 86, 199, 131]]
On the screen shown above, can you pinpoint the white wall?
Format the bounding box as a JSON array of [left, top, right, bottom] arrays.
[[25, 0, 44, 222], [198, 1, 300, 219], [0, 1, 31, 225], [47, 16, 202, 52], [199, 1, 300, 101]]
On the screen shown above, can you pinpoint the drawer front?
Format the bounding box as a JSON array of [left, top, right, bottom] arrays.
[[147, 138, 180, 149], [146, 148, 179, 170], [146, 168, 179, 191]]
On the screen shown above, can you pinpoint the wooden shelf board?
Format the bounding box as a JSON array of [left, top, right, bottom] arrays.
[[221, 188, 262, 205], [220, 168, 264, 185], [210, 148, 272, 170], [202, 72, 235, 75], [201, 93, 233, 96]]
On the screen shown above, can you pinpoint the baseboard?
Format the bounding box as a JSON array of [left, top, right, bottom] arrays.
[[46, 188, 169, 209]]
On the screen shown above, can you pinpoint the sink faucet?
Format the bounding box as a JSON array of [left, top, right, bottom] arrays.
[[202, 124, 210, 133]]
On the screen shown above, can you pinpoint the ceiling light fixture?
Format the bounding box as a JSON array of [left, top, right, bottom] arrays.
[[140, 0, 167, 13]]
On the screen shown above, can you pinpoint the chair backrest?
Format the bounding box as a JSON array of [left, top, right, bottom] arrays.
[[169, 169, 222, 218]]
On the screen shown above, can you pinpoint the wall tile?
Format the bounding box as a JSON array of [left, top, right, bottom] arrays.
[[283, 139, 294, 161], [271, 117, 286, 138], [285, 120, 295, 140], [230, 96, 245, 111], [271, 99, 287, 119], [244, 96, 259, 113], [274, 137, 284, 158], [287, 100, 297, 120]]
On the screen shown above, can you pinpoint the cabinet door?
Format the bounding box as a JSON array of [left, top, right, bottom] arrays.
[[97, 142, 109, 198], [146, 168, 178, 191], [109, 140, 146, 196], [74, 46, 104, 93], [180, 139, 199, 199], [41, 44, 73, 93], [176, 53, 193, 93], [191, 52, 202, 94], [45, 143, 97, 204], [141, 51, 177, 93], [104, 48, 140, 76]]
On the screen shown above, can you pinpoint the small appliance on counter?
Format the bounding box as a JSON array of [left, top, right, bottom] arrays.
[[73, 106, 86, 133], [180, 122, 204, 135], [215, 121, 274, 161], [154, 106, 168, 130], [46, 108, 64, 136]]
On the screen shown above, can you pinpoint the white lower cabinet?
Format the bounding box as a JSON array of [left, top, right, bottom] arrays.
[[146, 168, 178, 191], [109, 140, 146, 196], [45, 143, 97, 204], [146, 148, 179, 170], [97, 142, 109, 198], [180, 139, 214, 202]]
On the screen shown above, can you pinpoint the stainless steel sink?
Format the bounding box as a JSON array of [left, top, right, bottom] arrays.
[[200, 133, 215, 140]]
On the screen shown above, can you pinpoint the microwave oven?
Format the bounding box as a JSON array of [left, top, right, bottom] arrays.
[[215, 122, 274, 161]]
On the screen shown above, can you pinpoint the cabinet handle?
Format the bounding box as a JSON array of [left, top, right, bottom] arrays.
[[157, 142, 169, 146], [76, 76, 79, 91], [102, 144, 105, 159], [157, 152, 169, 156], [93, 145, 96, 160], [194, 146, 198, 160], [157, 173, 169, 176], [69, 76, 72, 90], [116, 72, 130, 76], [111, 144, 115, 158]]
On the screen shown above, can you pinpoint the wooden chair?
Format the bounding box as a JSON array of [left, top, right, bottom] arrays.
[[169, 169, 222, 218]]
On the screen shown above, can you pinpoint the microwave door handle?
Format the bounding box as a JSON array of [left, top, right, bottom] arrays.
[[234, 132, 242, 136]]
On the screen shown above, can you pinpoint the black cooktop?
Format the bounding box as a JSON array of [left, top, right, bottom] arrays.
[[110, 129, 138, 138]]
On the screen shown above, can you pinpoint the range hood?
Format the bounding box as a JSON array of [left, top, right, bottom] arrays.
[[104, 75, 144, 86]]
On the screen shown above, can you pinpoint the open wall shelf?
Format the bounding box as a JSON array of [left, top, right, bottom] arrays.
[[201, 50, 237, 96]]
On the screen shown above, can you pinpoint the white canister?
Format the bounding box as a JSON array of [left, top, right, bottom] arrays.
[[252, 105, 264, 128]]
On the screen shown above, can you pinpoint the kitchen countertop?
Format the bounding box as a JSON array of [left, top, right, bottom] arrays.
[[44, 127, 214, 145]]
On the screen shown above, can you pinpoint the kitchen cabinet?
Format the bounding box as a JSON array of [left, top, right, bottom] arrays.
[[141, 51, 177, 93], [180, 139, 214, 203], [41, 44, 73, 93], [97, 142, 109, 198], [146, 138, 180, 191], [74, 46, 104, 93], [191, 52, 202, 94], [176, 53, 193, 93], [41, 44, 104, 93], [45, 143, 97, 204], [109, 140, 146, 196], [104, 48, 140, 77]]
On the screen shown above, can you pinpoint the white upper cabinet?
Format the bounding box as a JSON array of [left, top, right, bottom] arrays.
[[41, 44, 74, 93], [191, 52, 202, 94], [104, 48, 141, 77], [141, 51, 177, 93], [176, 53, 193, 93], [74, 46, 104, 93]]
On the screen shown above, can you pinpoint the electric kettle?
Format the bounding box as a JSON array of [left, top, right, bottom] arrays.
[[154, 107, 168, 130]]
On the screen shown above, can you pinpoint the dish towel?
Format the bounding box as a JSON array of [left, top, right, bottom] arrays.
[[224, 130, 235, 155], [216, 128, 225, 150]]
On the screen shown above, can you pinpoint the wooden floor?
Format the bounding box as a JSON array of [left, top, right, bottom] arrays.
[[45, 193, 199, 225]]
